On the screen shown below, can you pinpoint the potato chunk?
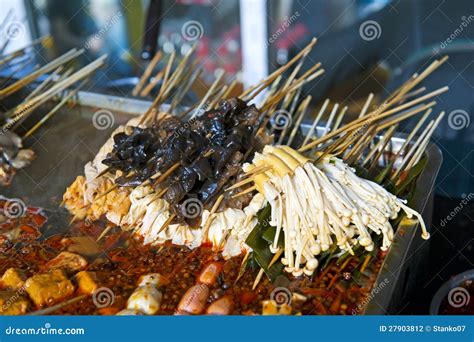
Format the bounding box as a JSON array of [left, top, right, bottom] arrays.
[[45, 251, 88, 274], [24, 270, 75, 307], [75, 271, 98, 295], [1, 268, 27, 290], [0, 291, 29, 315]]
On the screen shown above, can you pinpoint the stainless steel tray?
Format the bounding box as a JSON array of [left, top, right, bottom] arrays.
[[1, 91, 442, 314]]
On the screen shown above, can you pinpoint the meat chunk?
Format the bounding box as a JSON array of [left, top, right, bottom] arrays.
[[45, 251, 88, 274], [0, 290, 29, 315], [75, 271, 98, 295], [24, 270, 75, 307], [176, 284, 209, 315], [1, 268, 27, 290], [206, 295, 233, 315]]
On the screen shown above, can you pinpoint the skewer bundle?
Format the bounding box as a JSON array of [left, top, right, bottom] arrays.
[[0, 43, 107, 185], [62, 37, 448, 279]]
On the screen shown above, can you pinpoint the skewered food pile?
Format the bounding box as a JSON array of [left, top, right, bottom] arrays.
[[0, 37, 449, 316], [62, 38, 446, 284]]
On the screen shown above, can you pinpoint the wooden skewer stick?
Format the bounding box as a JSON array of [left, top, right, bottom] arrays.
[[24, 66, 64, 101], [390, 120, 435, 181], [170, 67, 203, 114], [252, 248, 283, 290], [301, 99, 330, 147], [225, 177, 255, 191], [28, 295, 88, 315], [358, 93, 374, 118], [406, 111, 445, 168], [192, 69, 225, 118], [23, 79, 88, 138], [321, 103, 339, 137], [333, 105, 348, 131], [0, 48, 84, 99], [241, 37, 317, 101], [399, 86, 426, 103], [157, 214, 176, 235], [202, 194, 225, 238], [0, 35, 49, 67], [132, 50, 163, 96], [4, 55, 107, 132], [299, 85, 448, 153], [140, 70, 163, 97], [367, 125, 399, 170], [222, 79, 238, 100], [386, 56, 448, 107], [275, 91, 301, 144], [287, 95, 312, 146], [152, 162, 181, 185], [392, 109, 432, 161], [231, 185, 257, 199]]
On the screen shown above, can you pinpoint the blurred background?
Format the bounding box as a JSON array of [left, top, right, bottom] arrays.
[[1, 0, 473, 314]]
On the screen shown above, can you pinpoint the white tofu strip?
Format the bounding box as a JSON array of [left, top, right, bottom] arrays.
[[125, 185, 267, 257]]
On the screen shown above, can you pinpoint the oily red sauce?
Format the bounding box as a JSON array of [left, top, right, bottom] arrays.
[[0, 199, 384, 315]]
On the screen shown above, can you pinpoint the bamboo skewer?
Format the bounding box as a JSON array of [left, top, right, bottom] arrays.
[[192, 69, 225, 118], [6, 55, 107, 131], [28, 295, 88, 315], [367, 125, 398, 170], [287, 95, 312, 146], [132, 51, 162, 96], [301, 99, 329, 147], [406, 111, 445, 169], [241, 38, 317, 101], [333, 106, 348, 131], [322, 103, 339, 137], [390, 120, 435, 180], [24, 66, 64, 101], [358, 93, 374, 118], [299, 85, 448, 153], [0, 48, 84, 99], [392, 109, 432, 161], [23, 78, 88, 138], [140, 70, 163, 97]]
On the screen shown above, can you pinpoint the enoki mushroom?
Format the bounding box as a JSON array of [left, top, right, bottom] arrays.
[[242, 145, 429, 277]]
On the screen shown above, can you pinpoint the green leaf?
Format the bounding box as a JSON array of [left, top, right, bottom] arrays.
[[392, 155, 428, 196], [245, 205, 284, 282]]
